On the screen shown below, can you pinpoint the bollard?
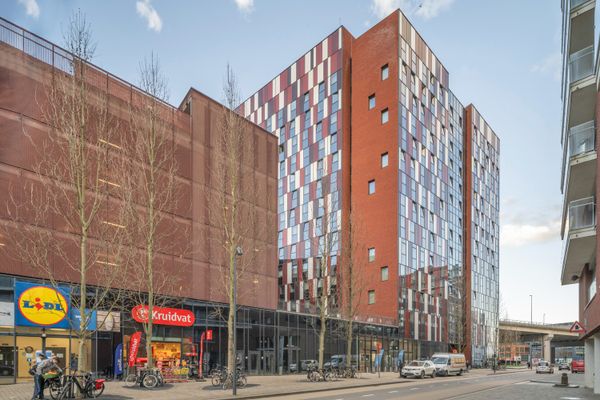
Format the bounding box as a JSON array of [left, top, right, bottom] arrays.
[[561, 373, 569, 386]]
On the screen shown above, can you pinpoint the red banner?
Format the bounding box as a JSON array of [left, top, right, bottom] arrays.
[[132, 305, 195, 327], [128, 331, 142, 367]]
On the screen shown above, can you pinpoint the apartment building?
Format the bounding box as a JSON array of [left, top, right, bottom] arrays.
[[560, 0, 600, 393], [240, 10, 500, 366]]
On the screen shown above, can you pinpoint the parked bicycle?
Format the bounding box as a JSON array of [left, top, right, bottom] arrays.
[[306, 366, 331, 382], [342, 366, 360, 379], [210, 366, 228, 387], [124, 368, 164, 389], [55, 372, 105, 399], [44, 371, 63, 400], [221, 369, 247, 390]]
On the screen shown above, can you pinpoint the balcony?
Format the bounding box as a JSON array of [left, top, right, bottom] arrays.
[[569, 45, 594, 83], [569, 120, 595, 158], [562, 197, 596, 285]]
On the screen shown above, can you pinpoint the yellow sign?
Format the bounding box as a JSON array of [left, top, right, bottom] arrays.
[[18, 286, 68, 326]]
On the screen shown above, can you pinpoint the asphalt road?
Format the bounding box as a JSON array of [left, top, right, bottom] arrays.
[[276, 370, 598, 400]]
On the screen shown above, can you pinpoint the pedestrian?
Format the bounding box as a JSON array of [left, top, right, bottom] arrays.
[[33, 355, 62, 400], [31, 353, 46, 400]]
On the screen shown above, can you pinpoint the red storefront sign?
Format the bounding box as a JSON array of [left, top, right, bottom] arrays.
[[132, 305, 195, 327], [128, 331, 142, 367], [206, 329, 213, 340]]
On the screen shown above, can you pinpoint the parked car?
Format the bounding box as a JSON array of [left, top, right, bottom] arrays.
[[536, 361, 554, 374], [431, 353, 467, 376], [571, 359, 585, 373], [401, 360, 436, 379], [324, 355, 357, 369], [300, 359, 318, 371], [558, 362, 570, 371]]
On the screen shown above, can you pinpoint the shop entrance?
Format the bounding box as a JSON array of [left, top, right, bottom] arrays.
[[0, 335, 15, 384]]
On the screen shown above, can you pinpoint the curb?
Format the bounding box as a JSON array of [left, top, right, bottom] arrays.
[[486, 369, 530, 376], [218, 379, 409, 400]]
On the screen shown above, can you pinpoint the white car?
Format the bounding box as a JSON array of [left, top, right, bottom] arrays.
[[536, 361, 554, 374], [401, 360, 436, 379]]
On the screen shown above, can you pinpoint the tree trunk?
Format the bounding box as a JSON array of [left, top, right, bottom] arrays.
[[346, 319, 353, 366], [227, 251, 235, 371], [318, 294, 327, 369], [78, 229, 87, 372]]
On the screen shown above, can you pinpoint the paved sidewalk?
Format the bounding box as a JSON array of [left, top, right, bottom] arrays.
[[0, 368, 529, 400]]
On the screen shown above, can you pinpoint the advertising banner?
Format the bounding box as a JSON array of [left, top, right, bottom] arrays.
[[70, 308, 97, 331], [114, 343, 123, 376], [128, 331, 142, 367], [0, 301, 14, 327], [132, 305, 194, 327], [15, 281, 70, 328]]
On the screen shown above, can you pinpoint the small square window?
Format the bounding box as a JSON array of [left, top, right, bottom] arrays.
[[368, 290, 376, 304], [381, 108, 389, 124], [368, 179, 376, 195], [381, 266, 389, 281], [368, 247, 375, 262], [381, 152, 388, 168], [381, 64, 389, 80], [369, 94, 376, 110]]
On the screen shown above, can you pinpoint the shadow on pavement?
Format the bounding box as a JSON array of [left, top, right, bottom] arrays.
[[202, 383, 261, 391], [120, 383, 177, 391]]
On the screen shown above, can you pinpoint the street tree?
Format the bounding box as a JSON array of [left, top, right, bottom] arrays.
[[7, 11, 129, 372]]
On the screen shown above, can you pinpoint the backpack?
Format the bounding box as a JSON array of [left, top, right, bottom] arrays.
[[28, 363, 37, 376]]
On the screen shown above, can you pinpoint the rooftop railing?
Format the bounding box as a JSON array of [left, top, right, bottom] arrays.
[[0, 16, 177, 113]]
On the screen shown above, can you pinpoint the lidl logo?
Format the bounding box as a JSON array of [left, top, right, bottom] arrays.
[[17, 285, 69, 327]]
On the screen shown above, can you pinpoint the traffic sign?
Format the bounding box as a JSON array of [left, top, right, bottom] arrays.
[[569, 321, 586, 333]]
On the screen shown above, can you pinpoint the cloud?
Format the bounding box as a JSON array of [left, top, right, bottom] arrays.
[[18, 0, 40, 18], [500, 220, 560, 247], [234, 0, 254, 14], [136, 0, 162, 32], [370, 0, 454, 20], [530, 52, 561, 81]]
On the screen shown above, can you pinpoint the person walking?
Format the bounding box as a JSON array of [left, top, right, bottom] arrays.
[[31, 353, 46, 400]]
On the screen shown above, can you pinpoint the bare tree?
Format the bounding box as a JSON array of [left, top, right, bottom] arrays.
[[314, 191, 339, 369], [6, 10, 128, 373], [210, 65, 261, 371], [338, 211, 367, 368], [448, 268, 469, 355], [121, 54, 183, 369]]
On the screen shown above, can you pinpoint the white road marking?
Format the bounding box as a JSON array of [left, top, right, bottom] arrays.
[[560, 398, 582, 400], [409, 387, 420, 390], [362, 395, 374, 397], [388, 390, 399, 393]]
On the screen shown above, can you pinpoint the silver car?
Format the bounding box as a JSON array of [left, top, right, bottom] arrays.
[[536, 361, 554, 374], [401, 360, 436, 379]]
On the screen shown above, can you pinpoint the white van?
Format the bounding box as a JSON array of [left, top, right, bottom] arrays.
[[431, 353, 467, 376]]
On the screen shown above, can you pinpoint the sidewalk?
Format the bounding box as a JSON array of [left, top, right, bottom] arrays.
[[0, 368, 529, 400]]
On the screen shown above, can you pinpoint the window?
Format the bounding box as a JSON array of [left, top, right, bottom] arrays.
[[368, 179, 376, 195], [381, 64, 389, 80], [368, 247, 376, 262], [381, 266, 389, 281], [381, 152, 388, 168], [332, 92, 339, 112], [381, 108, 389, 124], [368, 290, 375, 304], [589, 266, 597, 302], [369, 94, 376, 110], [303, 92, 310, 112]]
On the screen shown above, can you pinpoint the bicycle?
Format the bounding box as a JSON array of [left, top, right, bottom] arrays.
[[56, 372, 105, 399], [124, 368, 163, 389], [43, 372, 63, 400], [211, 367, 229, 387], [221, 369, 247, 390]]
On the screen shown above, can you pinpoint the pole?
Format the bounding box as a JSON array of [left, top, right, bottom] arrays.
[[529, 295, 532, 324], [233, 255, 237, 396]]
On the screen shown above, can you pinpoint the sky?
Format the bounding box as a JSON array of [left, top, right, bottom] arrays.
[[1, 0, 576, 323]]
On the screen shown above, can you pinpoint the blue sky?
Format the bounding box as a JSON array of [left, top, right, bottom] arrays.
[[2, 0, 576, 323]]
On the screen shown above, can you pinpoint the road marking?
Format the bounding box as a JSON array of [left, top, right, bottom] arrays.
[[361, 395, 374, 397], [409, 387, 420, 390], [560, 398, 582, 400], [388, 390, 399, 393]]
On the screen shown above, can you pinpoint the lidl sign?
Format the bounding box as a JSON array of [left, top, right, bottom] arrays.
[[15, 281, 70, 328]]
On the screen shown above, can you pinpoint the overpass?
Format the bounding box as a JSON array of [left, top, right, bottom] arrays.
[[499, 319, 581, 362]]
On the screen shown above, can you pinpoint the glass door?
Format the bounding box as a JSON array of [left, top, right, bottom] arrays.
[[0, 334, 15, 384]]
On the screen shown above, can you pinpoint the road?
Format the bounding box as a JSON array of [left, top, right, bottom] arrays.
[[277, 370, 599, 400]]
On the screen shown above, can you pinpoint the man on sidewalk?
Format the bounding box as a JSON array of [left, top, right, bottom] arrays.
[[33, 355, 62, 400]]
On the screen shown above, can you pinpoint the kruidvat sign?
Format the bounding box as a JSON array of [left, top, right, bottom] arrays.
[[132, 305, 194, 327], [15, 281, 70, 328]]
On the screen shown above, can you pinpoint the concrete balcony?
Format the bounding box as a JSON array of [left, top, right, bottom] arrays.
[[563, 121, 597, 212], [562, 197, 596, 285]]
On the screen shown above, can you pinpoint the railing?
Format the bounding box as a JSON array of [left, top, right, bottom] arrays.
[[568, 197, 595, 231], [0, 16, 177, 113], [569, 45, 594, 83], [568, 120, 595, 158]]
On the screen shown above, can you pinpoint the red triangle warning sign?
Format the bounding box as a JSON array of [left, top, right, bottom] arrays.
[[569, 321, 586, 333]]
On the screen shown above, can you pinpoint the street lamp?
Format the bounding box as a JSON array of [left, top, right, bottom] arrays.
[[233, 246, 243, 396], [529, 294, 532, 324]]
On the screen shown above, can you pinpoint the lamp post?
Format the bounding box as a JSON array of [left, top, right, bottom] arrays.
[[529, 295, 532, 324], [41, 328, 47, 354], [233, 246, 243, 396]]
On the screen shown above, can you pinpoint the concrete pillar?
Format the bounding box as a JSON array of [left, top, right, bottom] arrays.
[[543, 335, 553, 362], [594, 335, 600, 394], [585, 338, 594, 389]]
